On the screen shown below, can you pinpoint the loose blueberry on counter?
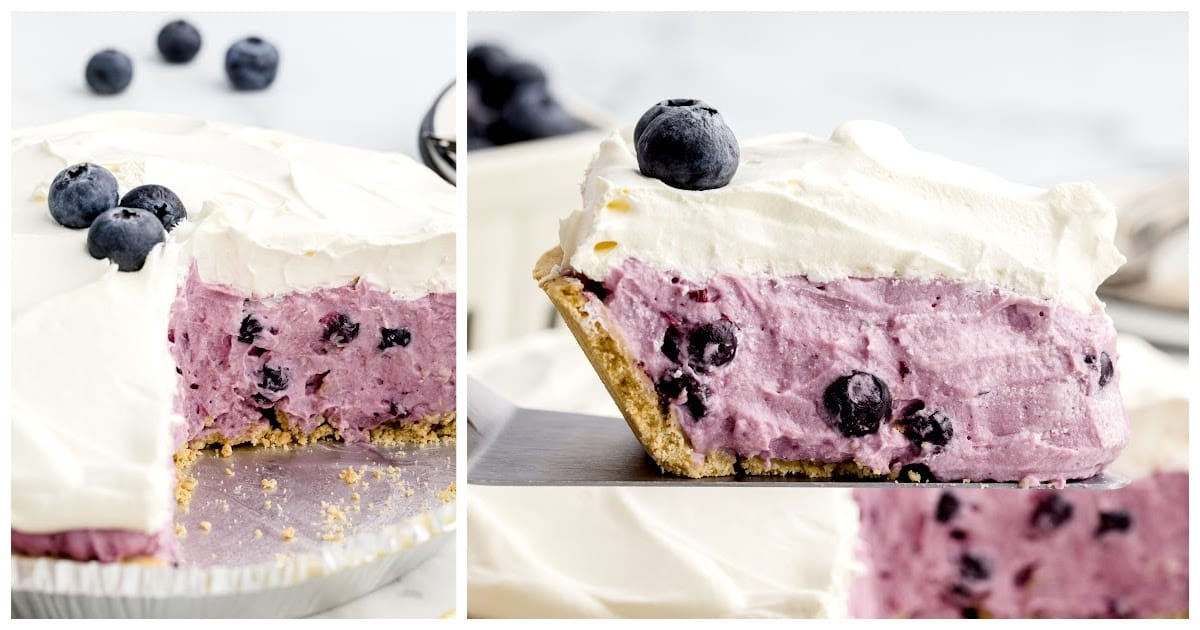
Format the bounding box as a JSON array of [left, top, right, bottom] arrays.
[[822, 371, 891, 437], [158, 19, 202, 63], [225, 36, 279, 91], [120, 184, 187, 231], [467, 43, 513, 84], [898, 403, 954, 449], [378, 327, 413, 350], [479, 61, 546, 109], [936, 492, 960, 523], [48, 163, 120, 228], [85, 49, 133, 95], [320, 312, 360, 345], [238, 315, 263, 344], [1095, 510, 1133, 536], [485, 84, 588, 145], [1030, 493, 1074, 532], [687, 320, 738, 372], [86, 207, 166, 272], [635, 99, 739, 190]]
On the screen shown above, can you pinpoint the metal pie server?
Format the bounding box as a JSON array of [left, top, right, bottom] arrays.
[[467, 377, 1128, 489]]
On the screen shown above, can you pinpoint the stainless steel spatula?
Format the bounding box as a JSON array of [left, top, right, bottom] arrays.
[[467, 377, 1127, 489]]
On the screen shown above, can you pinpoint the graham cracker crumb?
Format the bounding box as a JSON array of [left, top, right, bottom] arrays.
[[325, 504, 348, 523], [220, 443, 233, 458], [261, 478, 278, 491], [350, 492, 360, 503], [176, 476, 198, 508], [322, 531, 345, 542], [338, 467, 361, 485], [224, 467, 235, 477], [437, 482, 457, 504], [175, 523, 187, 538], [372, 468, 383, 481], [281, 526, 296, 542], [199, 520, 212, 532], [254, 529, 263, 539]]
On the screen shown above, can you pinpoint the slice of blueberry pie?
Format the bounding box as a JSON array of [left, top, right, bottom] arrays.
[[11, 113, 455, 563], [534, 99, 1128, 482]]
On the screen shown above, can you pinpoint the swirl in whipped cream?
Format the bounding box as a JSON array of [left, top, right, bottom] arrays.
[[558, 121, 1124, 311]]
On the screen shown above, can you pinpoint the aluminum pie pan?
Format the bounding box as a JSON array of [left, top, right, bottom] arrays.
[[12, 441, 455, 618]]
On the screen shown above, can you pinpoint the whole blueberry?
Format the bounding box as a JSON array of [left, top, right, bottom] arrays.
[[897, 403, 954, 449], [48, 162, 120, 228], [635, 99, 739, 190], [655, 369, 708, 420], [478, 61, 546, 109], [258, 363, 291, 393], [687, 320, 738, 372], [158, 19, 202, 63], [484, 84, 586, 144], [1098, 351, 1114, 388], [467, 43, 513, 84], [85, 49, 133, 95], [86, 207, 167, 272], [120, 184, 187, 231], [378, 327, 413, 350], [225, 36, 279, 91], [1095, 510, 1133, 536], [822, 371, 892, 437], [1030, 493, 1074, 532], [634, 98, 702, 145], [238, 315, 264, 344], [321, 312, 360, 345], [661, 325, 685, 363], [936, 492, 960, 523]]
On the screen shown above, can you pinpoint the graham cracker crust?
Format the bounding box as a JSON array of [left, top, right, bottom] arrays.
[[535, 246, 882, 480]]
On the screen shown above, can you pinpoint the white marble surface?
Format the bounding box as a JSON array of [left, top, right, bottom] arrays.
[[469, 11, 1187, 185], [12, 12, 454, 157], [11, 11, 455, 618]]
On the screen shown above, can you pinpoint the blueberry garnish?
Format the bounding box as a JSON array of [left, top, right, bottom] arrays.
[[85, 49, 133, 95], [238, 315, 263, 344], [898, 403, 954, 449], [258, 364, 290, 392], [635, 99, 739, 191], [320, 312, 360, 345], [86, 207, 166, 272], [1030, 493, 1073, 532], [157, 19, 202, 63], [378, 327, 413, 350], [655, 369, 708, 420], [1098, 351, 1113, 388], [1095, 510, 1133, 536], [959, 553, 992, 582], [936, 492, 960, 523], [686, 320, 738, 372], [225, 36, 279, 91], [822, 371, 891, 437], [119, 184, 187, 231], [48, 163, 120, 228]]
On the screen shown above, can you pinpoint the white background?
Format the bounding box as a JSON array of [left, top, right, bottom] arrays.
[[11, 11, 455, 618], [12, 12, 454, 158], [469, 11, 1187, 185]]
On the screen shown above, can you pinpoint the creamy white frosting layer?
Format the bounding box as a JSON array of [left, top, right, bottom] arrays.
[[559, 121, 1124, 311], [467, 330, 1186, 618], [11, 112, 455, 535]]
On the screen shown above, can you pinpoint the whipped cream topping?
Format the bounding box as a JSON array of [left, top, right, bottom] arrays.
[[12, 112, 455, 535], [558, 121, 1124, 311]]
